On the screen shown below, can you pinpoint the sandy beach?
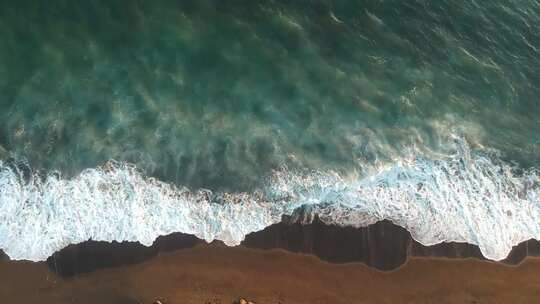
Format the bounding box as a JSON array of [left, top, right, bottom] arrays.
[[1, 243, 540, 304]]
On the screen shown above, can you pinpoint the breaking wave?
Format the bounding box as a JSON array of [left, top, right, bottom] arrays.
[[0, 138, 538, 262]]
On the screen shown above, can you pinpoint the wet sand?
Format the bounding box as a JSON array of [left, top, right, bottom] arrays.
[[2, 243, 540, 304], [39, 220, 540, 278]]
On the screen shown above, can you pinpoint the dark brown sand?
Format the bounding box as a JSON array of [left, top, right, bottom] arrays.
[[1, 243, 540, 304]]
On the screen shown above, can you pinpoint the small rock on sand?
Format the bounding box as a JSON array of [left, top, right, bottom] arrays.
[[234, 298, 256, 304]]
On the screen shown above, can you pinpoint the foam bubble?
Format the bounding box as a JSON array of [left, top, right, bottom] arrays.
[[0, 140, 538, 261]]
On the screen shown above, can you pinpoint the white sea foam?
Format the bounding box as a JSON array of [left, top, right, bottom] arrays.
[[0, 139, 538, 261]]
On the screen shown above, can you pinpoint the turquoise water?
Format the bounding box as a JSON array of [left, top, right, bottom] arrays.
[[1, 0, 538, 190], [0, 1, 540, 262]]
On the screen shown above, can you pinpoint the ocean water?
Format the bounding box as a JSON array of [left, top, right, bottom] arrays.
[[0, 0, 539, 261]]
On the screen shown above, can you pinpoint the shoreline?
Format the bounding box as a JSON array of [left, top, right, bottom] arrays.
[[46, 219, 540, 275], [2, 219, 540, 276]]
